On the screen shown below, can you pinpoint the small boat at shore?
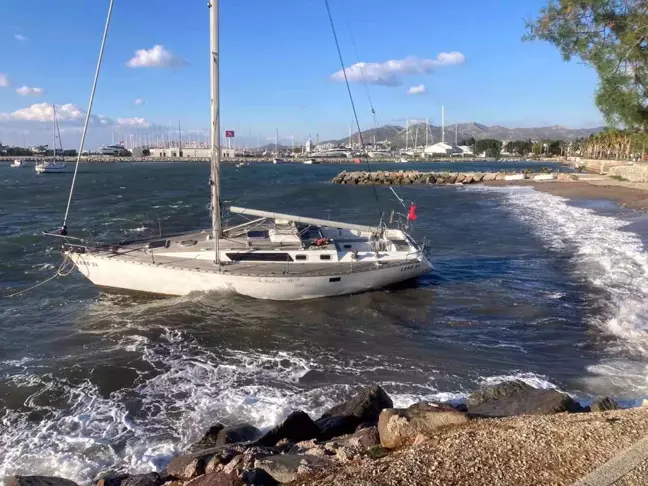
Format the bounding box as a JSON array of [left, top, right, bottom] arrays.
[[303, 159, 319, 165], [11, 159, 23, 168], [272, 158, 286, 164]]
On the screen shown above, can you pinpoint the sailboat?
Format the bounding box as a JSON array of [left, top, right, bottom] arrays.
[[272, 128, 286, 164], [56, 0, 432, 301], [35, 105, 67, 174]]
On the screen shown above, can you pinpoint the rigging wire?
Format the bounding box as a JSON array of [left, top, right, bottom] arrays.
[[61, 0, 115, 235], [55, 108, 63, 154], [346, 21, 380, 130], [323, 0, 383, 223]]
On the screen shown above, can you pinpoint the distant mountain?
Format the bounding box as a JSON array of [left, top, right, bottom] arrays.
[[254, 143, 291, 152], [326, 123, 604, 149]]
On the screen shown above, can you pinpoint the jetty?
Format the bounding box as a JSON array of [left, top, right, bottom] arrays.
[[331, 170, 578, 185]]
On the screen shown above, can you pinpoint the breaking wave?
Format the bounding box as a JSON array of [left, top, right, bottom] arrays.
[[468, 185, 648, 394], [0, 324, 559, 485]]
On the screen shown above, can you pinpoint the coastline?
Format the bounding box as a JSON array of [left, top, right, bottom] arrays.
[[8, 382, 648, 486], [484, 177, 648, 211]]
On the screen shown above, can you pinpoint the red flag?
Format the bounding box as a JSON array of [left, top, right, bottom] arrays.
[[225, 130, 235, 138], [408, 203, 417, 221]]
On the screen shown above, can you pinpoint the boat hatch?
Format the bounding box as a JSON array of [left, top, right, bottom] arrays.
[[147, 240, 170, 249], [247, 230, 269, 239], [226, 252, 294, 262], [389, 239, 410, 251]]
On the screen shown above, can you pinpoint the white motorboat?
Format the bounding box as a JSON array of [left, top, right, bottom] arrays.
[[55, 0, 432, 301], [272, 158, 286, 164], [303, 159, 318, 165], [11, 159, 23, 168], [397, 157, 408, 163], [35, 105, 67, 174]]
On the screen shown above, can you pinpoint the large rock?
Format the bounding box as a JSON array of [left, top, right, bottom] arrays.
[[190, 424, 225, 452], [241, 469, 278, 486], [255, 411, 320, 446], [185, 473, 242, 486], [466, 380, 534, 407], [378, 402, 468, 449], [96, 475, 129, 486], [316, 385, 393, 440], [167, 453, 209, 480], [120, 474, 161, 486], [255, 455, 332, 484], [315, 415, 358, 441], [216, 424, 262, 446], [8, 478, 78, 486], [588, 397, 620, 412], [468, 386, 583, 418], [348, 425, 380, 448], [168, 446, 245, 479]]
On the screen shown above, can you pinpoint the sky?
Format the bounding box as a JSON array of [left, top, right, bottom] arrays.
[[0, 0, 605, 149]]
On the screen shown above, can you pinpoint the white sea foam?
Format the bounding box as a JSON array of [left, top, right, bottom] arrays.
[[469, 185, 648, 359], [0, 324, 530, 485], [478, 371, 559, 391]]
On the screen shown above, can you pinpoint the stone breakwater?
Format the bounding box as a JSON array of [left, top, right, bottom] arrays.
[[5, 381, 629, 486], [331, 170, 579, 185]]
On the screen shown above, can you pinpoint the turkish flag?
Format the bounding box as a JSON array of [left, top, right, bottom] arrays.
[[407, 203, 417, 221]]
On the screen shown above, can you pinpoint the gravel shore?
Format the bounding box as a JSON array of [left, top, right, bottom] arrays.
[[297, 408, 648, 486]]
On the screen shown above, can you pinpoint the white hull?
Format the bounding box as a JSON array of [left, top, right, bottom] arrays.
[[68, 252, 431, 300], [35, 163, 66, 173]]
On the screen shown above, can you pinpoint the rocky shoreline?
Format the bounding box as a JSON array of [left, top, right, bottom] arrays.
[[6, 381, 636, 486], [331, 170, 578, 185]]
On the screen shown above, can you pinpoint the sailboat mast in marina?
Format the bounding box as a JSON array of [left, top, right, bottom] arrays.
[[35, 105, 67, 174], [55, 0, 432, 300]]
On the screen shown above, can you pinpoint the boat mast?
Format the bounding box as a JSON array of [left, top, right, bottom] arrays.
[[441, 106, 445, 144], [405, 118, 409, 151], [52, 104, 56, 161], [209, 0, 222, 261]]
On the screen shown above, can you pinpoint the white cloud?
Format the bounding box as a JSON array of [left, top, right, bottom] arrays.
[[9, 103, 83, 121], [16, 86, 44, 96], [407, 84, 426, 95], [0, 73, 10, 87], [0, 102, 112, 126], [14, 34, 28, 42], [134, 98, 144, 105], [0, 103, 155, 131], [117, 117, 151, 128], [332, 52, 465, 86], [126, 45, 188, 68]]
